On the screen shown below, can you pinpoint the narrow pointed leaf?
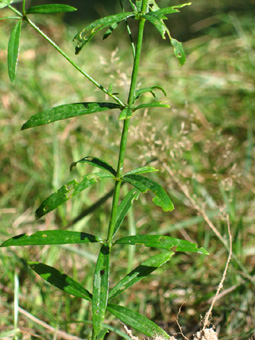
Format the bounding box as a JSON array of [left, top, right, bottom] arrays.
[[8, 20, 21, 84], [144, 5, 189, 66], [35, 172, 114, 219], [107, 304, 170, 339], [122, 174, 174, 212], [103, 22, 119, 40], [22, 102, 121, 130], [144, 14, 168, 39], [124, 166, 158, 176], [148, 0, 160, 12], [119, 107, 132, 120], [135, 85, 167, 99], [134, 102, 170, 112], [149, 5, 185, 17], [129, 0, 138, 12], [0, 16, 21, 21], [148, 4, 191, 18], [0, 0, 13, 9], [70, 156, 116, 176], [109, 252, 173, 300], [27, 4, 77, 14], [113, 188, 140, 237], [114, 235, 209, 255], [92, 244, 110, 338], [29, 262, 92, 301], [74, 12, 134, 54], [170, 38, 186, 65], [0, 230, 102, 247]]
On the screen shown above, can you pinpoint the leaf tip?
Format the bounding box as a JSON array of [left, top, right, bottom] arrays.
[[197, 247, 209, 255], [21, 123, 27, 130]]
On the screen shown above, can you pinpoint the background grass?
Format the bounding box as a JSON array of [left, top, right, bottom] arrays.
[[0, 2, 255, 339]]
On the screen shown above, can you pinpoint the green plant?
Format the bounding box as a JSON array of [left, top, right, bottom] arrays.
[[0, 0, 208, 339]]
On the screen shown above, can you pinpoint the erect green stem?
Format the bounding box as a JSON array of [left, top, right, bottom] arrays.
[[22, 0, 26, 15], [107, 0, 148, 244]]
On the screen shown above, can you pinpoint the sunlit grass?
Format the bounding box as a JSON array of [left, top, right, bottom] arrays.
[[0, 8, 255, 340]]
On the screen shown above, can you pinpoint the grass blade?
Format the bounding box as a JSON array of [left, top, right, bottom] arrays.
[[92, 244, 110, 338], [0, 230, 102, 247], [35, 172, 114, 219], [122, 174, 174, 212], [29, 262, 92, 301], [114, 235, 209, 255], [8, 20, 21, 84], [70, 156, 116, 176], [21, 102, 121, 130], [108, 252, 174, 300], [107, 303, 170, 338]]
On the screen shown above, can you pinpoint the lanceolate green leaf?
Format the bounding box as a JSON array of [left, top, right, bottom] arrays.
[[108, 252, 173, 300], [0, 16, 21, 21], [29, 262, 92, 301], [22, 102, 121, 130], [131, 0, 141, 12], [27, 4, 77, 14], [92, 244, 110, 338], [170, 38, 186, 65], [74, 12, 134, 54], [113, 188, 140, 237], [134, 102, 170, 111], [35, 172, 114, 219], [8, 20, 21, 84], [114, 235, 209, 255], [0, 230, 102, 247], [148, 0, 160, 12], [144, 4, 190, 65], [124, 166, 158, 176], [70, 156, 116, 176], [144, 14, 168, 39], [122, 174, 174, 212], [135, 85, 167, 99], [107, 304, 170, 339], [103, 22, 119, 40], [149, 4, 191, 17]]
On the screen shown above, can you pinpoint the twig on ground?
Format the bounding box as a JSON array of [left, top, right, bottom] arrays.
[[176, 303, 189, 340], [207, 284, 238, 304], [120, 322, 139, 340]]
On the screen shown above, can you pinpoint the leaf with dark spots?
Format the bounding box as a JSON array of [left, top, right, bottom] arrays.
[[22, 102, 121, 129]]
